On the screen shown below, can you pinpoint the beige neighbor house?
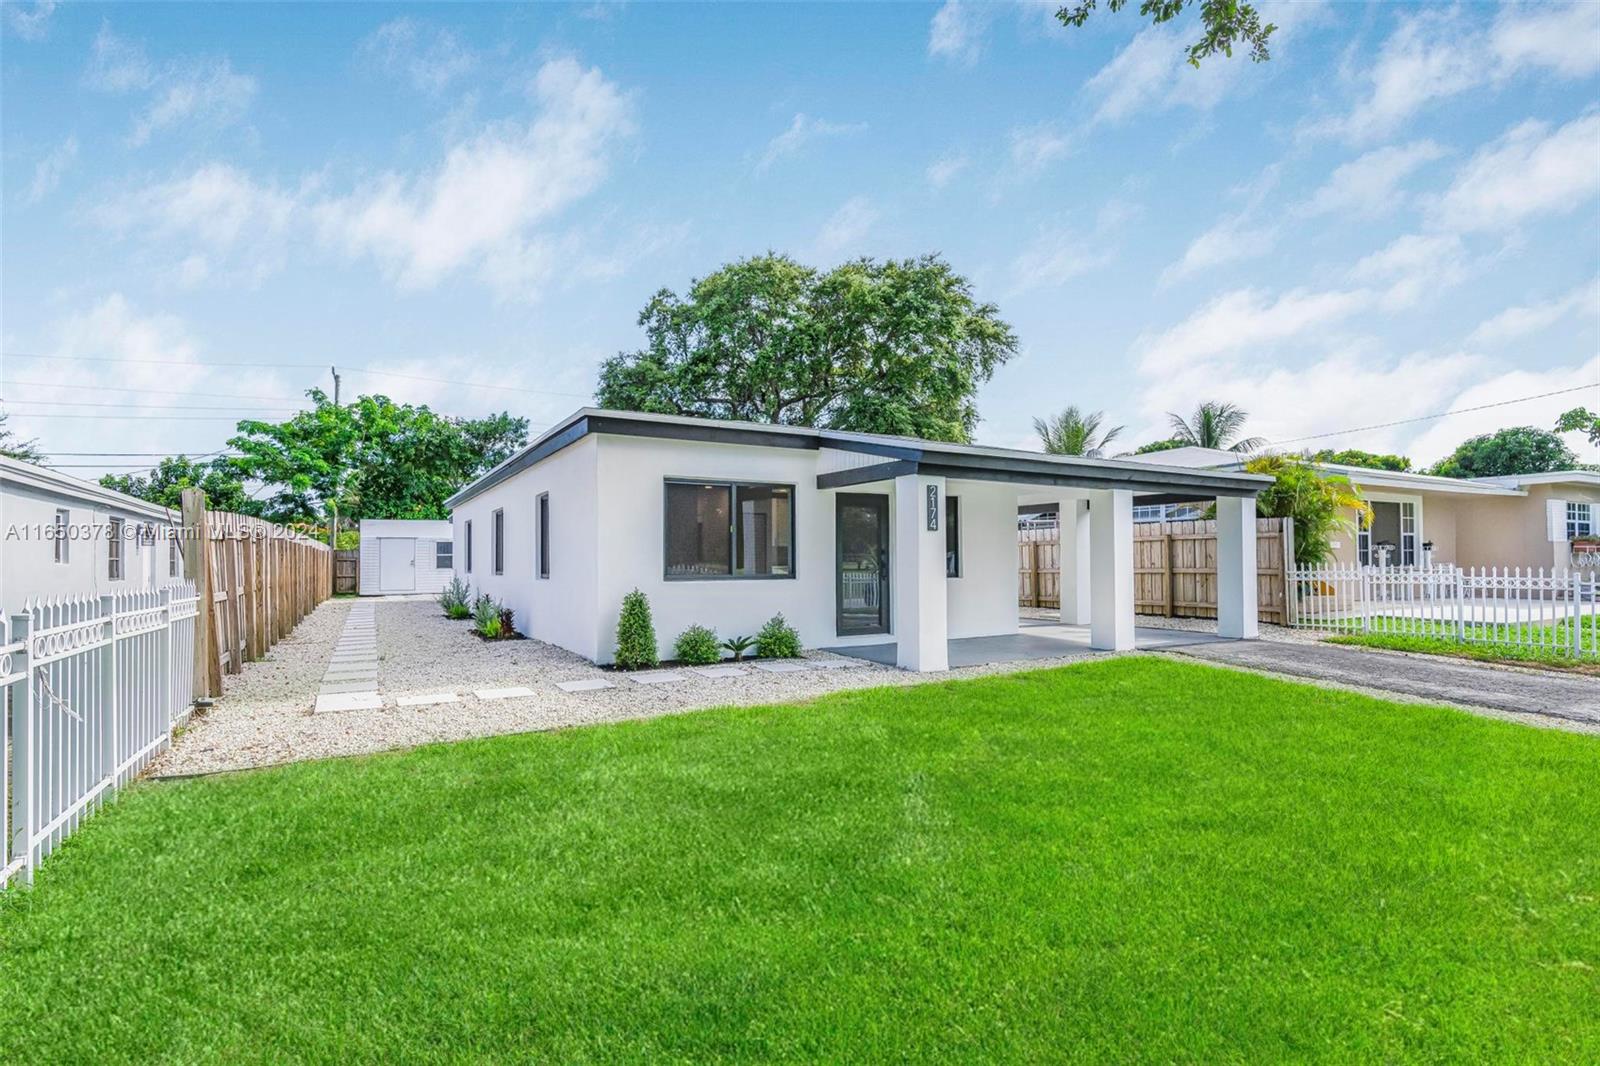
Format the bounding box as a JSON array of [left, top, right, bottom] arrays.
[[1141, 447, 1600, 573]]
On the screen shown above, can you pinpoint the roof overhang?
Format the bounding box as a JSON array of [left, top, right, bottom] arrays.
[[0, 455, 175, 521], [816, 456, 1267, 498]]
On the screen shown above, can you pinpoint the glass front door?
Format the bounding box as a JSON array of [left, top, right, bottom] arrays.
[[836, 494, 889, 636]]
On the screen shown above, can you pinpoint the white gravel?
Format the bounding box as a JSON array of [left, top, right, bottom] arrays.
[[157, 597, 1112, 776]]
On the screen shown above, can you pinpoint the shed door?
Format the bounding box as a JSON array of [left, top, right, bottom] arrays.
[[378, 538, 416, 592]]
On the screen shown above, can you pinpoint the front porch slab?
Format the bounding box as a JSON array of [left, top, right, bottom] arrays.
[[825, 624, 1239, 669]]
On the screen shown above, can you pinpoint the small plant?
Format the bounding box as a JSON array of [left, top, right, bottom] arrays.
[[755, 613, 801, 659], [614, 589, 659, 669], [440, 578, 472, 619], [674, 624, 721, 665], [473, 594, 503, 639], [722, 634, 755, 662]]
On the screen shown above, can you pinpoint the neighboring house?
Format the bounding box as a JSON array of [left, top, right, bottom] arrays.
[[1, 455, 180, 614], [357, 519, 453, 596], [1140, 447, 1600, 571], [444, 408, 1269, 671]]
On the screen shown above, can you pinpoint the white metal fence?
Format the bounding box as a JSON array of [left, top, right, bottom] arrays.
[[1289, 565, 1598, 658], [2, 583, 198, 888]]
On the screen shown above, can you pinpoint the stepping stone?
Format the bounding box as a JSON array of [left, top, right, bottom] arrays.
[[396, 692, 460, 708], [319, 680, 380, 694], [809, 658, 864, 670], [629, 670, 687, 685], [753, 661, 811, 673], [555, 678, 615, 693], [689, 665, 747, 678], [324, 669, 378, 683], [473, 686, 535, 700], [314, 692, 383, 713]]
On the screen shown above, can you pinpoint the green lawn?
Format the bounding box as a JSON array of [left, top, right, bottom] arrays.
[[1327, 616, 1599, 672], [3, 658, 1598, 1063]]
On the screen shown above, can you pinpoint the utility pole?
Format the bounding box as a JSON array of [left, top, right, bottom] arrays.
[[329, 366, 341, 557]]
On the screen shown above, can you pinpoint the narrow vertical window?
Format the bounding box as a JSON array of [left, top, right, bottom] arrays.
[[537, 493, 550, 578], [492, 509, 504, 575], [54, 508, 70, 564], [945, 495, 961, 578], [169, 531, 178, 577], [465, 520, 473, 573], [108, 517, 124, 580]]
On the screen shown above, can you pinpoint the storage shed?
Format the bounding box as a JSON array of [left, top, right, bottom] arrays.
[[358, 519, 454, 596]]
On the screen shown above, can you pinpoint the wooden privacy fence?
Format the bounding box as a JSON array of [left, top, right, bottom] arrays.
[[1018, 517, 1295, 625], [179, 488, 333, 699]]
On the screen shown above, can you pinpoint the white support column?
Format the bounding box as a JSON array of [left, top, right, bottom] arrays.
[[893, 473, 949, 672], [1057, 499, 1092, 625], [1216, 494, 1259, 639], [1088, 489, 1135, 651]]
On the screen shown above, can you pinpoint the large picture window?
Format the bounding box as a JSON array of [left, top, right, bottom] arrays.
[[665, 480, 794, 579]]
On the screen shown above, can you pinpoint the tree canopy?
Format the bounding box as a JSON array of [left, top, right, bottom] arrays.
[[101, 456, 258, 514], [1556, 407, 1600, 449], [0, 412, 44, 463], [1130, 437, 1186, 455], [1034, 406, 1124, 458], [1426, 426, 1578, 479], [595, 254, 1018, 443], [1056, 0, 1277, 67], [1167, 401, 1264, 453], [227, 390, 528, 524], [1310, 448, 1411, 473]]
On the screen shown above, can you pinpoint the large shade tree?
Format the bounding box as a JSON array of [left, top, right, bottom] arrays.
[[0, 412, 44, 463], [101, 456, 258, 515], [1427, 426, 1578, 479], [1033, 406, 1124, 457], [1167, 401, 1265, 453], [596, 254, 1018, 443], [1057, 0, 1277, 66], [1556, 407, 1599, 449], [1310, 448, 1411, 473]]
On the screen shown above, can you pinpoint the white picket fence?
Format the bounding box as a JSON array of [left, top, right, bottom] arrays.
[[1, 583, 199, 888], [1289, 565, 1598, 658]]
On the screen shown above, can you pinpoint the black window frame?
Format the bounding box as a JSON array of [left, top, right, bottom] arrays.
[[108, 516, 124, 580], [464, 520, 473, 573], [492, 509, 505, 575], [435, 540, 453, 569], [945, 494, 961, 578], [662, 477, 797, 581], [537, 493, 550, 579]]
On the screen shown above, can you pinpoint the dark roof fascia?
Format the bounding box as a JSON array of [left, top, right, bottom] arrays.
[[814, 456, 1264, 498]]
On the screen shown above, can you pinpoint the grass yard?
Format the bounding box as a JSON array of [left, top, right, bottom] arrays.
[[1328, 616, 1600, 673], [3, 657, 1598, 1063]]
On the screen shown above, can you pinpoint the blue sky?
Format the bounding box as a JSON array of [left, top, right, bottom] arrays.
[[3, 0, 1598, 479]]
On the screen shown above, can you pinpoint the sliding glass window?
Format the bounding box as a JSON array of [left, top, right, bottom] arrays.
[[665, 480, 794, 579]]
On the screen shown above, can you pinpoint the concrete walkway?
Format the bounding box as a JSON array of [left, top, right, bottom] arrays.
[[314, 604, 381, 713], [1170, 639, 1600, 731]]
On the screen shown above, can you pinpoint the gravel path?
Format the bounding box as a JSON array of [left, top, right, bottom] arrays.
[[157, 597, 1111, 775]]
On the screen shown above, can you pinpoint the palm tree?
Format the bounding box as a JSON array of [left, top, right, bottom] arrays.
[[1033, 406, 1124, 458], [1166, 401, 1265, 453]]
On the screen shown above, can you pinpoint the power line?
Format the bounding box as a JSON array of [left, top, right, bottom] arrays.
[[2, 379, 310, 403], [3, 351, 593, 400], [3, 399, 305, 413], [1263, 383, 1598, 447]]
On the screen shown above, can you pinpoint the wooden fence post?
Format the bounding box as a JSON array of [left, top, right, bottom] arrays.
[[180, 488, 221, 699]]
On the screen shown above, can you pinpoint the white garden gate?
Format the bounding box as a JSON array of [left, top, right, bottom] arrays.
[[2, 583, 198, 887]]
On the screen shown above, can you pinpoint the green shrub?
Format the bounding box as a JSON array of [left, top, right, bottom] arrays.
[[615, 589, 659, 669], [473, 595, 503, 639], [440, 578, 471, 619], [674, 625, 721, 665], [722, 635, 755, 662], [755, 614, 801, 659]]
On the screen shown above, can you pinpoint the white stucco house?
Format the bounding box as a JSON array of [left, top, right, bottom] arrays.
[[357, 518, 454, 596], [1, 455, 180, 615], [444, 409, 1270, 671]]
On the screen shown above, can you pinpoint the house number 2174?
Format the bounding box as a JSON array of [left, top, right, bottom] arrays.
[[926, 485, 939, 531]]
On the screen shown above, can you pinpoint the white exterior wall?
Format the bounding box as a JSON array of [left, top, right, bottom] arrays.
[[358, 519, 454, 596], [450, 436, 601, 660], [944, 479, 1021, 639], [2, 469, 173, 615]]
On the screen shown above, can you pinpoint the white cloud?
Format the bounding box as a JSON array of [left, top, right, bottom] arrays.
[[1008, 122, 1071, 173], [358, 17, 476, 94], [6, 0, 55, 41], [128, 58, 257, 147], [1134, 287, 1371, 376], [1404, 356, 1600, 465], [1468, 280, 1600, 346], [1008, 229, 1109, 293], [813, 197, 878, 258], [757, 113, 866, 173], [26, 136, 78, 204], [1429, 113, 1600, 233], [1299, 140, 1445, 218], [1323, 3, 1600, 143], [315, 56, 635, 291], [1348, 233, 1472, 310], [1161, 215, 1277, 285], [928, 2, 990, 65], [99, 162, 297, 250], [85, 23, 154, 92], [926, 151, 969, 189]]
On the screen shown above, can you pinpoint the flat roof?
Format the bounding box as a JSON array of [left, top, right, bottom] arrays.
[[445, 408, 1272, 509]]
